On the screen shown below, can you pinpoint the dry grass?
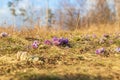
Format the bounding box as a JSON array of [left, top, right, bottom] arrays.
[[0, 24, 120, 37], [0, 24, 120, 80]]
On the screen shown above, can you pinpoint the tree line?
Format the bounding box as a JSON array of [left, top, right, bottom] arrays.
[[7, 0, 120, 30]]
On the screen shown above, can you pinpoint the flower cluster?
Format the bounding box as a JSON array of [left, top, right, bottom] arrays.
[[95, 48, 105, 54], [44, 37, 69, 46], [32, 40, 40, 49], [52, 37, 69, 46]]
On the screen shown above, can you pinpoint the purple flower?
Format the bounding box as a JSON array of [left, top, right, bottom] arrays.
[[115, 47, 120, 52], [32, 44, 38, 49], [0, 32, 8, 37], [52, 37, 59, 41], [100, 48, 105, 53], [32, 40, 40, 49], [95, 49, 101, 54], [59, 38, 69, 45], [52, 37, 60, 46], [44, 40, 52, 45], [95, 48, 105, 54], [52, 40, 60, 46], [52, 37, 69, 46]]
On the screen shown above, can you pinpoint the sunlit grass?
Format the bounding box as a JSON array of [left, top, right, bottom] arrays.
[[0, 24, 120, 80]]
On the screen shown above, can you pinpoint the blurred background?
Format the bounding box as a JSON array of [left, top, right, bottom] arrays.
[[0, 0, 120, 30]]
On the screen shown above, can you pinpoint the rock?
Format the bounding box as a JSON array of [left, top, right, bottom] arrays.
[[33, 56, 39, 62], [17, 51, 28, 61], [27, 56, 43, 64]]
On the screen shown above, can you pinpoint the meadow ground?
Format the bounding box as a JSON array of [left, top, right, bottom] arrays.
[[0, 24, 120, 80]]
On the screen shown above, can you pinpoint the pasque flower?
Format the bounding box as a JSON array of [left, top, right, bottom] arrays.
[[32, 40, 40, 49], [52, 37, 61, 46], [59, 38, 69, 45], [43, 37, 69, 46], [53, 40, 61, 46], [44, 40, 52, 45], [52, 37, 59, 41], [0, 32, 8, 37], [95, 48, 105, 54], [52, 37, 69, 46]]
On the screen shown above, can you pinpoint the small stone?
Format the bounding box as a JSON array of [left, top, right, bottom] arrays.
[[33, 56, 39, 62], [17, 51, 28, 61], [28, 56, 40, 63], [20, 52, 28, 61]]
